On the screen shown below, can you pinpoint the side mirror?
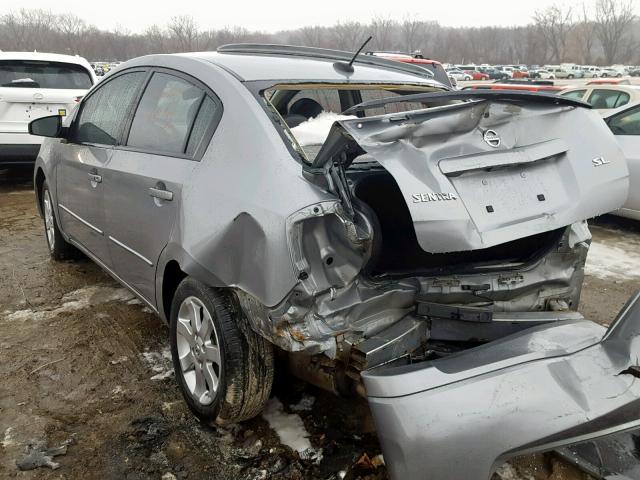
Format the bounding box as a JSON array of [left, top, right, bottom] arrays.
[[29, 115, 64, 138]]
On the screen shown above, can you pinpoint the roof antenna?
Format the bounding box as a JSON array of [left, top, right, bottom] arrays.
[[333, 36, 373, 75]]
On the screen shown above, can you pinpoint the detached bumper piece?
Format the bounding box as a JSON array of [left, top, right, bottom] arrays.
[[362, 292, 640, 480], [556, 431, 640, 479]]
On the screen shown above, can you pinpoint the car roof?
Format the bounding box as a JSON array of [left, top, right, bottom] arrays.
[[174, 45, 445, 86], [0, 51, 92, 68]]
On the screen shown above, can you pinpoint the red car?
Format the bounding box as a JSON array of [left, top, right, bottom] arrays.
[[464, 70, 490, 80], [365, 52, 453, 88]]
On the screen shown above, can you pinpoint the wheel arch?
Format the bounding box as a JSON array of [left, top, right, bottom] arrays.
[[34, 167, 46, 217], [159, 259, 188, 324]]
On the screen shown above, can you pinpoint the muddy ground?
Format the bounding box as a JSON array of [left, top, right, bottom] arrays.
[[1, 166, 639, 480]]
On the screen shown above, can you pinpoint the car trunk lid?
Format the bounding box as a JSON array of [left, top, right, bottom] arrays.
[[307, 91, 629, 253], [0, 87, 84, 133]]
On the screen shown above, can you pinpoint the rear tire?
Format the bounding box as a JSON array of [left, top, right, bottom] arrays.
[[169, 278, 274, 424], [42, 180, 77, 261]]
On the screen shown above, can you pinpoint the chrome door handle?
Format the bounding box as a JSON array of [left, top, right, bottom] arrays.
[[88, 173, 102, 183], [149, 187, 173, 201]]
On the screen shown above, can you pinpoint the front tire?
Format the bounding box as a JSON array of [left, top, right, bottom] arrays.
[[42, 181, 77, 261], [170, 278, 274, 424]]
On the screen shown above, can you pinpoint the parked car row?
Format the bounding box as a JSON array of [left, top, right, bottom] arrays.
[[447, 63, 640, 81], [90, 61, 122, 76]]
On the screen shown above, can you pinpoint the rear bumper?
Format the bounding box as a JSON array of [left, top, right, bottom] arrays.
[[362, 292, 640, 480], [0, 144, 41, 165]]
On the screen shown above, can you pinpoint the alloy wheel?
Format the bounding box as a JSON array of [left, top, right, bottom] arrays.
[[43, 189, 55, 251], [175, 296, 222, 405]]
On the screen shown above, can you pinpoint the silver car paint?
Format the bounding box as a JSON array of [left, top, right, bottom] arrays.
[[31, 50, 638, 480], [362, 292, 640, 480], [318, 100, 628, 252]]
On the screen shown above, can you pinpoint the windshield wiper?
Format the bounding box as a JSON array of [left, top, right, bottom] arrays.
[[341, 89, 591, 115]]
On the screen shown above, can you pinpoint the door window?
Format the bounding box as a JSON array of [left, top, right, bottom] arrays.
[[74, 71, 146, 145], [588, 89, 630, 109], [127, 72, 203, 155], [608, 107, 640, 136]]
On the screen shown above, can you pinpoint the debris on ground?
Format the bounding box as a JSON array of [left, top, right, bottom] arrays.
[[289, 394, 316, 412], [16, 437, 75, 471], [141, 347, 174, 380]]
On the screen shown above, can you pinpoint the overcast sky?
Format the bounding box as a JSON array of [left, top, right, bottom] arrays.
[[2, 0, 634, 32]]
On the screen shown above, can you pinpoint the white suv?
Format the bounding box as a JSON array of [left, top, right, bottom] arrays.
[[0, 52, 96, 166]]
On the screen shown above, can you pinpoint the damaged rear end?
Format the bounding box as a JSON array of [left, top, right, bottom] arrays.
[[362, 292, 640, 480], [245, 89, 636, 478]]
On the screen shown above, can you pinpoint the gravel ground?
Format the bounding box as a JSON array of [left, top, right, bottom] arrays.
[[1, 166, 639, 480]]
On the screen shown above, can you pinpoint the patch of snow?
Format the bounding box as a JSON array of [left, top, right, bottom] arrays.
[[109, 355, 129, 365], [289, 394, 315, 412], [262, 398, 322, 464], [4, 285, 135, 321], [2, 427, 16, 447], [141, 347, 174, 381], [290, 112, 357, 147], [585, 240, 640, 280]]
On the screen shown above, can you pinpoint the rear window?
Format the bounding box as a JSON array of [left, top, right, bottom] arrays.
[[0, 60, 93, 89]]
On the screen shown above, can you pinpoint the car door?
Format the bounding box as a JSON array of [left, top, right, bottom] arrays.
[[102, 69, 222, 304], [57, 69, 147, 261], [607, 105, 640, 214]]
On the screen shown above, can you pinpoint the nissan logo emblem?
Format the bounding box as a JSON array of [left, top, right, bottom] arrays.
[[483, 129, 501, 148]]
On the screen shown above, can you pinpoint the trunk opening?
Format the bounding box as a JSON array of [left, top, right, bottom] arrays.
[[350, 167, 566, 277]]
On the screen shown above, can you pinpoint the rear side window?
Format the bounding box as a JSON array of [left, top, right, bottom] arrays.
[[75, 71, 146, 145], [0, 60, 93, 89], [561, 89, 586, 101], [588, 89, 630, 109], [127, 72, 203, 155], [185, 96, 218, 156]]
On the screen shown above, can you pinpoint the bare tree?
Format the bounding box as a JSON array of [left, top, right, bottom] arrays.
[[58, 13, 87, 53], [331, 21, 365, 51], [401, 15, 425, 53], [573, 4, 597, 64], [1, 7, 638, 66], [1, 11, 30, 50], [594, 0, 636, 64], [533, 4, 575, 63], [371, 16, 397, 51], [168, 15, 199, 52]]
